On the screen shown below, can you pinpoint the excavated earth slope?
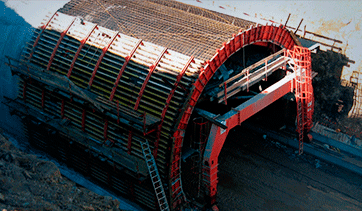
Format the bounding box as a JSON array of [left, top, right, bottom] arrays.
[[0, 130, 121, 211]]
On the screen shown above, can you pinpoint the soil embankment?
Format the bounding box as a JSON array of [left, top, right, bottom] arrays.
[[0, 130, 121, 211], [312, 49, 361, 138]]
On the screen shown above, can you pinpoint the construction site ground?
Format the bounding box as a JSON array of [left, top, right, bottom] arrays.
[[0, 130, 125, 211], [1, 121, 362, 211], [217, 124, 362, 211]]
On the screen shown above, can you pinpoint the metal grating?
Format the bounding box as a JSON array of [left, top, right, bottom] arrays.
[[58, 0, 255, 60]]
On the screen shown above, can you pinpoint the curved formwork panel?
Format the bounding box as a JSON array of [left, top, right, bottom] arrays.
[[19, 11, 202, 210], [7, 0, 303, 210]]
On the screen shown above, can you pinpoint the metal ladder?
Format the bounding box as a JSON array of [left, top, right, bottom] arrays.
[[295, 74, 304, 155], [141, 140, 170, 211], [286, 46, 314, 155]]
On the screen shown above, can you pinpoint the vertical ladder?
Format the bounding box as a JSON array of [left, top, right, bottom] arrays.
[[193, 117, 210, 197], [290, 46, 313, 155], [295, 74, 304, 155], [141, 140, 170, 211]]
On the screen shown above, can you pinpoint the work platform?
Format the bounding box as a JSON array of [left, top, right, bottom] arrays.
[[4, 1, 314, 210]]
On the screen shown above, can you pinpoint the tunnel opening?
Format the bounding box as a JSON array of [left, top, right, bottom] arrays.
[[181, 43, 297, 206]]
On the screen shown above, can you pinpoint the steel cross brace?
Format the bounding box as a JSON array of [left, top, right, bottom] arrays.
[[202, 72, 295, 205]]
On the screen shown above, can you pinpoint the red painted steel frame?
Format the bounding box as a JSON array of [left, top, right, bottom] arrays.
[[28, 13, 58, 60], [134, 48, 168, 110], [67, 24, 98, 78], [103, 119, 109, 141], [203, 73, 295, 204], [153, 56, 195, 158], [169, 24, 298, 209], [88, 33, 120, 88], [127, 130, 133, 154], [46, 18, 76, 71], [201, 46, 313, 206], [109, 39, 143, 101]]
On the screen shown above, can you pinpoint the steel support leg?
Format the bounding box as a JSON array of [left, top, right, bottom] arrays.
[[203, 73, 295, 206], [203, 124, 228, 205]]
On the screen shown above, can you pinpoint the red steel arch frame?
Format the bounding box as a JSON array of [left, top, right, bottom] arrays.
[[169, 24, 313, 208]]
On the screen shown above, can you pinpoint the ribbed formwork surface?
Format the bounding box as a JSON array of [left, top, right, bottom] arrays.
[[14, 1, 261, 210], [22, 118, 157, 210], [17, 54, 169, 209]]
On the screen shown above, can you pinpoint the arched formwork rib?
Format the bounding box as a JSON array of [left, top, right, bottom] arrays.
[[9, 8, 313, 210], [169, 24, 309, 208], [200, 45, 314, 205]]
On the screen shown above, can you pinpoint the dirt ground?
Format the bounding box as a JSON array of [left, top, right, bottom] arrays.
[[0, 130, 122, 211], [217, 125, 362, 211]]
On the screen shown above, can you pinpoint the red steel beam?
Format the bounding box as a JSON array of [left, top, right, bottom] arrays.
[[82, 108, 86, 132], [153, 56, 195, 158], [28, 12, 58, 60], [170, 130, 184, 209], [134, 48, 168, 110], [67, 24, 98, 78], [203, 73, 295, 205], [46, 18, 76, 71], [103, 119, 109, 141], [109, 39, 143, 101], [88, 33, 120, 88], [127, 130, 133, 154]]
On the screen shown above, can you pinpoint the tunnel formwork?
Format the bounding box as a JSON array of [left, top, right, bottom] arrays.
[[4, 0, 314, 210]]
